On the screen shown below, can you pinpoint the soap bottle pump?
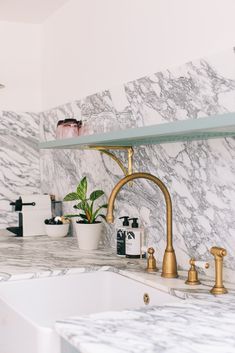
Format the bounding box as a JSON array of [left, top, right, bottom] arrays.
[[116, 216, 129, 257], [129, 218, 138, 228], [119, 216, 130, 227], [126, 218, 141, 259]]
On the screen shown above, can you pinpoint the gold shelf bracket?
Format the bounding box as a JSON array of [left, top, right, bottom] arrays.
[[88, 146, 134, 178]]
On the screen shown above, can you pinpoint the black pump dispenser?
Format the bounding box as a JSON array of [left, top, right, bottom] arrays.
[[119, 216, 130, 226], [126, 217, 141, 259], [116, 216, 129, 257], [129, 218, 139, 228]]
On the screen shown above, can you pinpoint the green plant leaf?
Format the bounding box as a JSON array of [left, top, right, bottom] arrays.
[[73, 202, 85, 210], [63, 192, 79, 201], [78, 213, 88, 220], [76, 177, 87, 201], [91, 204, 108, 223], [99, 203, 108, 209], [63, 214, 80, 218], [85, 202, 93, 223], [92, 214, 106, 223], [97, 214, 106, 220], [89, 190, 104, 201], [64, 177, 107, 224], [90, 200, 94, 218], [93, 203, 108, 216]]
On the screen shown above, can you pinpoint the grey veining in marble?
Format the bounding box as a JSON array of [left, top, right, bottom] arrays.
[[40, 47, 235, 282], [124, 52, 235, 125], [56, 295, 235, 353], [0, 111, 40, 229], [0, 232, 235, 353], [0, 232, 144, 281]]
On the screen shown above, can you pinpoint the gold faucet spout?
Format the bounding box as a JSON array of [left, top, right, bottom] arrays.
[[106, 172, 178, 278]]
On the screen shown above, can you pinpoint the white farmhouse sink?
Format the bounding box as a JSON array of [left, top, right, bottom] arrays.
[[0, 271, 180, 353]]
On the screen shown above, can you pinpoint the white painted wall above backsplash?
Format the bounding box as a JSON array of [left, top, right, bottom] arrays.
[[42, 0, 235, 110], [0, 21, 42, 112], [1, 0, 235, 112]]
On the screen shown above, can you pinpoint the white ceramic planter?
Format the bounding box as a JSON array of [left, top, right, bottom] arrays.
[[45, 224, 69, 238], [75, 222, 103, 250]]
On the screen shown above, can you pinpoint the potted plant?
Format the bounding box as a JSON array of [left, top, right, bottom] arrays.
[[63, 176, 107, 250]]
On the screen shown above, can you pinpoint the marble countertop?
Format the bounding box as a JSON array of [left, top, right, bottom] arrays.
[[0, 230, 142, 280], [56, 276, 235, 353], [56, 295, 235, 353], [0, 231, 235, 353]]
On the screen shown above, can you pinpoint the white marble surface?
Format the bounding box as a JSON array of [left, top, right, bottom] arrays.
[[0, 231, 142, 281], [40, 47, 235, 281], [0, 111, 40, 229], [56, 295, 235, 353], [0, 232, 235, 353], [0, 232, 214, 295]]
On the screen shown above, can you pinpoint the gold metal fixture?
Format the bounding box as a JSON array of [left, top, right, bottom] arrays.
[[143, 293, 150, 305], [210, 247, 228, 295], [146, 247, 158, 272], [89, 146, 134, 178], [185, 258, 210, 285], [185, 258, 201, 285], [106, 172, 178, 278]]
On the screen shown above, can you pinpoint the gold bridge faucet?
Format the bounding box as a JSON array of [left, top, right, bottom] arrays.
[[106, 172, 178, 278]]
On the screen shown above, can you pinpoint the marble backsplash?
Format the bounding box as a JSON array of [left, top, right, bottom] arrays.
[[39, 47, 235, 281], [0, 111, 40, 228]]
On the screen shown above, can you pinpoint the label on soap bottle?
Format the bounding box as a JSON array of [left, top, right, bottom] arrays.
[[126, 230, 141, 258], [116, 228, 126, 257]]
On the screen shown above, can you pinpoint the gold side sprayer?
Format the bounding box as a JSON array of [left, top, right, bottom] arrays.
[[210, 247, 228, 295], [106, 172, 178, 278]]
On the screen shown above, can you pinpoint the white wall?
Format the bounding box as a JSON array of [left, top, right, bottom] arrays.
[[42, 0, 235, 110], [0, 21, 42, 112], [1, 0, 235, 112]]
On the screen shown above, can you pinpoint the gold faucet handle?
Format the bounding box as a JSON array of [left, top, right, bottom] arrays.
[[146, 247, 158, 273], [193, 260, 210, 269], [185, 257, 205, 285]]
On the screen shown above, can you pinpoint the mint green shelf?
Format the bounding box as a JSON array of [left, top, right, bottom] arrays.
[[39, 112, 235, 149]]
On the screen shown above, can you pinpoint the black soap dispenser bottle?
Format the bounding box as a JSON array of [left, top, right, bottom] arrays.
[[126, 218, 141, 259], [116, 216, 129, 257]]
